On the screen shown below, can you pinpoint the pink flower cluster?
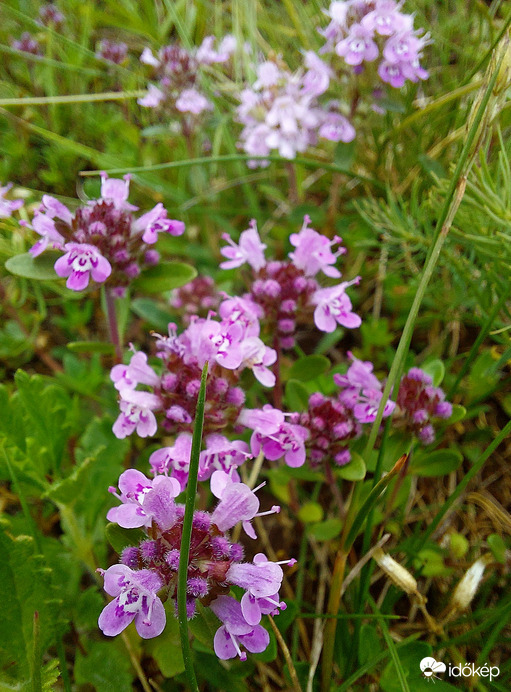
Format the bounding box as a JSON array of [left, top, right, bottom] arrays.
[[320, 0, 430, 88], [98, 467, 293, 661], [138, 36, 236, 117], [220, 216, 361, 348], [237, 54, 355, 165], [395, 367, 452, 444], [22, 174, 184, 292]]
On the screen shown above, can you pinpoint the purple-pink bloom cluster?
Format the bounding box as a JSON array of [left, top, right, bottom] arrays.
[[320, 0, 430, 89], [395, 367, 452, 444], [220, 216, 361, 348], [98, 467, 292, 662], [22, 173, 185, 292], [138, 36, 235, 119], [236, 55, 355, 165]]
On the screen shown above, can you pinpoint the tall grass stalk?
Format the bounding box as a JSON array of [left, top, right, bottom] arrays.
[[177, 362, 208, 692]]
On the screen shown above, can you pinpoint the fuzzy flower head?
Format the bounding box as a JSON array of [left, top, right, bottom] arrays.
[[25, 174, 185, 292]]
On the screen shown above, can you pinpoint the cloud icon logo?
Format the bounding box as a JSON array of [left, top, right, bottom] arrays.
[[420, 657, 447, 678]]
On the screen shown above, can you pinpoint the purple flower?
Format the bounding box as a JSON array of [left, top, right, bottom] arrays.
[[289, 216, 343, 278], [134, 203, 185, 244], [175, 88, 212, 114], [239, 337, 277, 387], [198, 434, 251, 481], [251, 422, 309, 468], [312, 278, 361, 332], [210, 471, 279, 539], [378, 60, 407, 88], [336, 24, 379, 65], [149, 433, 193, 491], [196, 35, 236, 65], [111, 350, 160, 391], [54, 243, 111, 290], [361, 1, 410, 36], [318, 112, 356, 142], [138, 84, 165, 108], [210, 595, 270, 661], [0, 183, 23, 219], [107, 469, 181, 530], [99, 172, 138, 211], [112, 389, 160, 438], [302, 51, 332, 97], [98, 565, 166, 639], [220, 220, 267, 271], [226, 553, 283, 599]]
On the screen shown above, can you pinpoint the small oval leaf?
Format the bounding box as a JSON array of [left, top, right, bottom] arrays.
[[132, 261, 197, 294], [307, 518, 343, 541], [5, 252, 60, 280], [410, 448, 463, 477], [285, 379, 310, 412], [335, 452, 366, 481], [298, 502, 324, 523], [288, 355, 330, 382], [422, 359, 445, 386]]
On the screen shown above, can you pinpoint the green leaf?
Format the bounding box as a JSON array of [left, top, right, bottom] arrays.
[[298, 501, 324, 523], [67, 341, 115, 354], [487, 534, 506, 564], [358, 624, 382, 666], [336, 452, 366, 481], [285, 379, 310, 411], [445, 404, 466, 424], [288, 354, 330, 382], [334, 140, 356, 169], [307, 518, 343, 541], [410, 448, 463, 477], [131, 297, 172, 331], [5, 252, 60, 280], [188, 603, 219, 651], [0, 525, 63, 686], [74, 640, 134, 690], [105, 523, 146, 554], [132, 261, 197, 293], [145, 608, 184, 677], [421, 359, 445, 386]]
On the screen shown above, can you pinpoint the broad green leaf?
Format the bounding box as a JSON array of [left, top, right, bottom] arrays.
[[0, 525, 63, 687], [288, 354, 330, 382], [5, 252, 60, 280], [307, 518, 343, 541], [285, 378, 310, 411], [74, 640, 134, 690], [298, 501, 324, 523], [131, 297, 172, 331], [410, 448, 463, 477], [132, 261, 197, 293], [421, 359, 445, 386], [336, 452, 366, 481]]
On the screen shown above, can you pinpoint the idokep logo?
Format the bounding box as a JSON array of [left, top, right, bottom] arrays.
[[419, 657, 500, 682], [420, 657, 446, 680]]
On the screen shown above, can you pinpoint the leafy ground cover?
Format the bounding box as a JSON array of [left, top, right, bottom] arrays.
[[0, 1, 510, 690]]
